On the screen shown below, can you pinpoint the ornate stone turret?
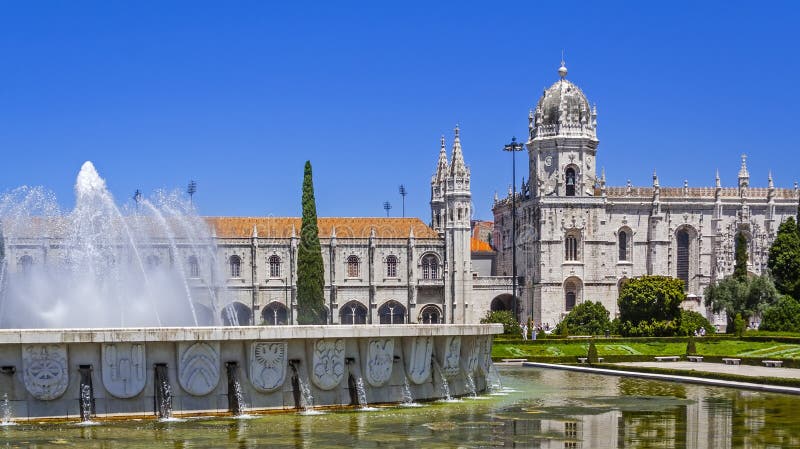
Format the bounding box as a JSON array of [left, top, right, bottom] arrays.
[[738, 154, 750, 196], [528, 61, 599, 198], [430, 136, 448, 233]]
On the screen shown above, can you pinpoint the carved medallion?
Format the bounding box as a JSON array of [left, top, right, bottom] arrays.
[[364, 338, 394, 387], [102, 343, 146, 398], [178, 342, 220, 396], [22, 344, 68, 400], [459, 336, 480, 375], [441, 336, 461, 377], [403, 336, 433, 385], [310, 339, 345, 390], [249, 341, 287, 392]]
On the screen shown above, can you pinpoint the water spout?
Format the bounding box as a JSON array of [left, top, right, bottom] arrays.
[[78, 365, 95, 422], [226, 362, 247, 416], [431, 358, 452, 402], [0, 393, 13, 426], [154, 363, 172, 419]]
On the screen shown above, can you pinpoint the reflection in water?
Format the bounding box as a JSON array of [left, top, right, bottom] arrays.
[[1, 367, 800, 448]]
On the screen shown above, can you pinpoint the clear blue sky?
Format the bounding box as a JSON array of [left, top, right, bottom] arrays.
[[1, 1, 799, 221]]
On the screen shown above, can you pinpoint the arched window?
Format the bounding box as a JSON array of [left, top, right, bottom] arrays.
[[261, 302, 288, 325], [418, 305, 442, 324], [421, 255, 439, 279], [188, 256, 200, 278], [565, 167, 576, 196], [346, 255, 360, 278], [340, 301, 368, 324], [229, 255, 242, 278], [565, 232, 579, 261], [618, 230, 629, 261], [676, 229, 690, 290], [269, 255, 281, 278], [386, 255, 398, 278], [378, 300, 406, 324], [221, 302, 252, 326], [18, 255, 33, 274], [564, 277, 581, 312]]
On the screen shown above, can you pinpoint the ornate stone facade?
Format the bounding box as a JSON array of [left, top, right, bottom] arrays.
[[492, 62, 800, 329]]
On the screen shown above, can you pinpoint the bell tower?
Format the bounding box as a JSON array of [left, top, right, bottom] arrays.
[[527, 61, 599, 198]]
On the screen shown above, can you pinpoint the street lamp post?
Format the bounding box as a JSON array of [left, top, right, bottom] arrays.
[[503, 137, 524, 321]]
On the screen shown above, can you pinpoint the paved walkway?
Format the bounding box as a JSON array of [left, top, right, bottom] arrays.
[[522, 362, 800, 395], [616, 361, 800, 379]]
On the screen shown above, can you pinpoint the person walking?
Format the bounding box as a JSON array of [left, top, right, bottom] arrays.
[[521, 323, 528, 341]]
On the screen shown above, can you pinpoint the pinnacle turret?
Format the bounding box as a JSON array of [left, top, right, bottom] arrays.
[[449, 125, 469, 178], [433, 135, 449, 183]]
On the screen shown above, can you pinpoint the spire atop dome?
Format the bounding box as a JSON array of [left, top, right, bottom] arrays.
[[558, 50, 567, 79], [738, 154, 750, 179]]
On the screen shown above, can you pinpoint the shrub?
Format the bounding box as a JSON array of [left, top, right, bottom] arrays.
[[686, 336, 697, 355], [733, 313, 746, 337], [760, 295, 800, 332], [678, 310, 715, 336], [619, 319, 678, 337], [619, 276, 684, 325], [554, 301, 611, 336], [587, 340, 599, 364], [480, 310, 521, 336]]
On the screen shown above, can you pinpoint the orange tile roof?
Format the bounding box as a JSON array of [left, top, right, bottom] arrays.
[[471, 237, 494, 253], [204, 217, 440, 239]]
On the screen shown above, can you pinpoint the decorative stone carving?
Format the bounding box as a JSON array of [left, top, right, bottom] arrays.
[[459, 336, 480, 375], [310, 339, 345, 390], [22, 344, 68, 400], [403, 336, 432, 385], [363, 338, 394, 387], [440, 336, 461, 378], [102, 343, 146, 398], [178, 342, 220, 396], [477, 336, 493, 376], [249, 341, 287, 392]]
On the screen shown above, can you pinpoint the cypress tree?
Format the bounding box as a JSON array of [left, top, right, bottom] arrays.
[[733, 232, 748, 281], [297, 161, 326, 324]]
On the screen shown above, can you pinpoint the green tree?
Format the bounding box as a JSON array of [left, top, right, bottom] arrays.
[[554, 301, 611, 336], [704, 274, 779, 331], [733, 313, 746, 337], [480, 310, 521, 336], [767, 217, 800, 298], [618, 276, 684, 325], [296, 161, 326, 324], [733, 232, 748, 281], [760, 295, 800, 332]]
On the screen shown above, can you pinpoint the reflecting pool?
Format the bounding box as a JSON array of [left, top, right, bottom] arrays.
[[2, 366, 799, 448]]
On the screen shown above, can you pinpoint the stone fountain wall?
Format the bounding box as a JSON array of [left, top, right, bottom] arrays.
[[0, 324, 502, 420]]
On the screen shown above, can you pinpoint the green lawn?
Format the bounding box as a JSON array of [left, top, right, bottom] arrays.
[[492, 339, 800, 360]]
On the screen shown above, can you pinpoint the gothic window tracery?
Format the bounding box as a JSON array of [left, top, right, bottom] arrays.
[[346, 255, 360, 278], [421, 255, 439, 279], [418, 304, 442, 324], [565, 231, 580, 261], [268, 255, 281, 278], [229, 255, 242, 278], [676, 229, 690, 289], [618, 228, 632, 261], [386, 255, 398, 278], [188, 255, 200, 278]]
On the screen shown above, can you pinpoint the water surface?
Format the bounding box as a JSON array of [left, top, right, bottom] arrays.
[[2, 367, 799, 448]]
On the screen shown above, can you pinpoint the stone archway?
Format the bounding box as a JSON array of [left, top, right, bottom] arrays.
[[221, 302, 252, 326]]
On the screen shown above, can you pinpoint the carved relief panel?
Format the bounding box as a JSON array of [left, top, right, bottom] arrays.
[[178, 342, 220, 396], [309, 339, 345, 390], [249, 341, 287, 392], [22, 344, 69, 400], [102, 343, 146, 398], [362, 338, 394, 387], [403, 336, 433, 385]]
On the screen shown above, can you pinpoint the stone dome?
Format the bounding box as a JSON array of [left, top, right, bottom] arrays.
[[530, 63, 597, 139]]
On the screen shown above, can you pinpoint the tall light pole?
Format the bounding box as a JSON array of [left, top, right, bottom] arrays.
[[187, 180, 197, 206], [383, 201, 392, 217], [398, 184, 407, 217], [503, 137, 524, 321]]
